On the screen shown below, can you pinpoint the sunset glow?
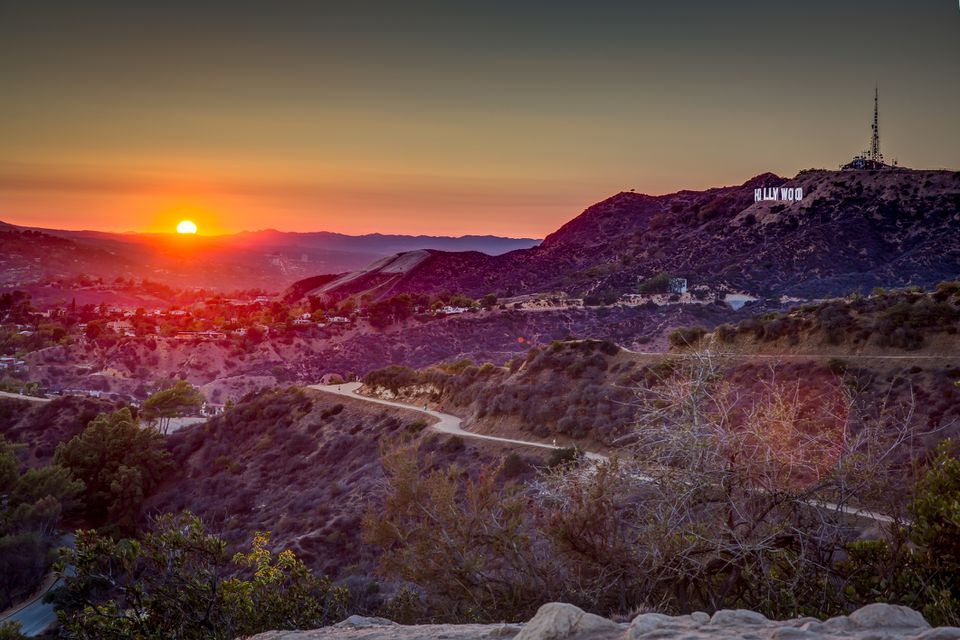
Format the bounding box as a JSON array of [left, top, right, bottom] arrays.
[[0, 4, 956, 236], [176, 220, 198, 234]]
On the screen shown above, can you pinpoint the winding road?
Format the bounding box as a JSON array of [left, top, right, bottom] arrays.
[[308, 382, 606, 461], [308, 382, 898, 524]]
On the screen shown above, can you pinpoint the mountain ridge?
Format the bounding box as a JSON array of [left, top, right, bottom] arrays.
[[294, 168, 959, 303]]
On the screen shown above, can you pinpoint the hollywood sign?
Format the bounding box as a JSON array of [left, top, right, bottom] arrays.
[[754, 186, 803, 202]]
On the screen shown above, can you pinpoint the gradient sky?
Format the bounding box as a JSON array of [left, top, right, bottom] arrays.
[[1, 1, 958, 237]]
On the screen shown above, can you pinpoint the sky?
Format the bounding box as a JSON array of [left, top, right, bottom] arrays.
[[1, 1, 958, 237]]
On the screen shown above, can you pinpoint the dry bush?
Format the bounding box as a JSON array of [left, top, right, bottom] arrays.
[[533, 349, 942, 617]]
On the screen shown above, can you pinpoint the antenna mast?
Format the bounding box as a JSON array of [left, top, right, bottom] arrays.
[[870, 85, 883, 164]]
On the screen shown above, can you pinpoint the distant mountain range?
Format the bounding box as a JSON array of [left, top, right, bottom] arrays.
[[293, 168, 960, 302], [0, 222, 539, 292]]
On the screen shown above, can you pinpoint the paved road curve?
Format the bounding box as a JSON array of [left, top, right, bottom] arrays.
[[308, 382, 898, 524]]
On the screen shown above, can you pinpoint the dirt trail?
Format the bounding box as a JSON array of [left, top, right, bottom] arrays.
[[308, 382, 606, 461], [308, 382, 897, 523]]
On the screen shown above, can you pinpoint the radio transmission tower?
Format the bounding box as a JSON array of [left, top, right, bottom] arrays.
[[869, 85, 883, 164]]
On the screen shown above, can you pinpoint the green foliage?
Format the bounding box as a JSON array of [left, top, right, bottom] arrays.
[[54, 408, 173, 530], [841, 441, 960, 625], [546, 446, 581, 468], [667, 325, 707, 348], [637, 272, 671, 294], [368, 293, 417, 328], [405, 419, 429, 435], [0, 621, 26, 640], [376, 586, 425, 625], [56, 511, 348, 639], [363, 365, 421, 393], [0, 436, 83, 610], [142, 380, 204, 433]]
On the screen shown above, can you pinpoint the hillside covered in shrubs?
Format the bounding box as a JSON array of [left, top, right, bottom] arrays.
[[690, 281, 960, 353], [146, 386, 534, 580]]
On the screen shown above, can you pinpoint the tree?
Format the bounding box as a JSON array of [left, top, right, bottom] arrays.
[[142, 380, 204, 434], [55, 512, 347, 639], [0, 437, 83, 610], [842, 440, 960, 625], [0, 621, 27, 640], [54, 409, 172, 529]]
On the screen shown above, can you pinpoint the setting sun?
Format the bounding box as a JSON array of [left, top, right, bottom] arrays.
[[176, 220, 198, 234]]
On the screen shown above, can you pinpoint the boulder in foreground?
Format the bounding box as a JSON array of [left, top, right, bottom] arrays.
[[250, 603, 960, 640]]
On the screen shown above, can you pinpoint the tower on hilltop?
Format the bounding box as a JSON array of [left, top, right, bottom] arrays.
[[869, 85, 883, 165], [842, 86, 895, 170]]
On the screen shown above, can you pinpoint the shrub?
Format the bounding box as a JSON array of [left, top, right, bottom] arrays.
[[841, 441, 960, 625], [56, 512, 348, 638], [826, 358, 848, 375], [546, 446, 581, 468], [637, 272, 671, 294], [714, 323, 737, 343], [667, 326, 707, 348]]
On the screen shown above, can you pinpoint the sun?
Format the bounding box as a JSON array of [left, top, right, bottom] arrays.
[[176, 220, 198, 234]]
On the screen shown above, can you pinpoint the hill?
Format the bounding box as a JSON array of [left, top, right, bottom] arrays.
[[0, 394, 118, 467], [25, 302, 741, 403], [300, 169, 960, 303], [358, 285, 960, 454], [0, 222, 539, 295], [146, 386, 543, 579]]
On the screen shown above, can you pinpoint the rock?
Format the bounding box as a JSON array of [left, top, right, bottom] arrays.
[[628, 613, 675, 637], [770, 628, 816, 639], [485, 624, 524, 638], [333, 615, 398, 628], [710, 609, 771, 626], [514, 603, 621, 640], [916, 628, 960, 640], [817, 616, 852, 633], [849, 603, 931, 630], [689, 612, 710, 624]]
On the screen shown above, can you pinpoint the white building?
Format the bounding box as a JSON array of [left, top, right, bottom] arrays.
[[439, 306, 469, 315]]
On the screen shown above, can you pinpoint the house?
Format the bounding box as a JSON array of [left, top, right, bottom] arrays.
[[107, 320, 134, 335], [201, 403, 225, 417], [439, 306, 469, 315], [328, 316, 349, 323], [668, 278, 688, 295], [232, 327, 248, 337], [292, 318, 313, 326], [0, 356, 24, 371]]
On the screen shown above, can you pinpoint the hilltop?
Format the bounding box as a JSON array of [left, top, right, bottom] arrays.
[[295, 169, 960, 303]]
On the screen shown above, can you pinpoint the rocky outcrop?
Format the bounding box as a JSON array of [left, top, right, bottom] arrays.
[[250, 602, 960, 640]]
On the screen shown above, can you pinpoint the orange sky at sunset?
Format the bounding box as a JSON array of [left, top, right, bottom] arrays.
[[1, 2, 957, 237]]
